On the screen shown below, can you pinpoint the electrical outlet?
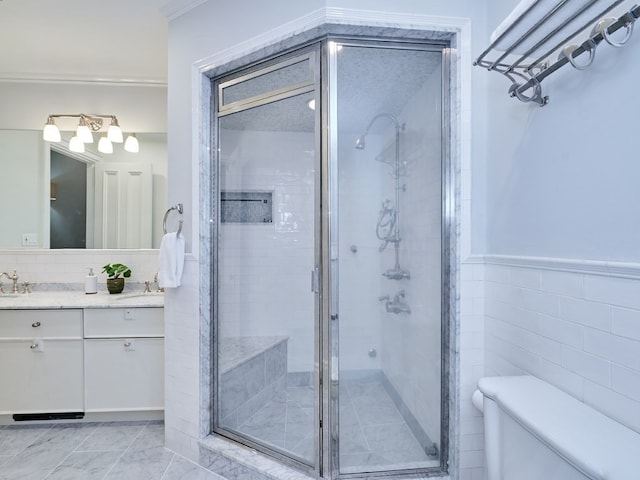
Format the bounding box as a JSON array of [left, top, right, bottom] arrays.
[[21, 233, 38, 247]]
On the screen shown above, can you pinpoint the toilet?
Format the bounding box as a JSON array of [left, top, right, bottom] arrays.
[[473, 375, 640, 480]]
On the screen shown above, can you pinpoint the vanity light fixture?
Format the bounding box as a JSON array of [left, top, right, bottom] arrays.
[[76, 116, 94, 144], [98, 134, 113, 154], [42, 113, 138, 154], [124, 133, 139, 153], [69, 134, 85, 153], [43, 117, 61, 142]]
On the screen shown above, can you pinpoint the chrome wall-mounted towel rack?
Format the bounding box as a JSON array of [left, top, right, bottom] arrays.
[[163, 203, 184, 235], [475, 1, 639, 106]]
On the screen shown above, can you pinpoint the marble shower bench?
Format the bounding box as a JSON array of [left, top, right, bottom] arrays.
[[218, 336, 288, 428]]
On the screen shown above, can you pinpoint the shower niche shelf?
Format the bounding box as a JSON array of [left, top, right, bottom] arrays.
[[474, 0, 640, 106]]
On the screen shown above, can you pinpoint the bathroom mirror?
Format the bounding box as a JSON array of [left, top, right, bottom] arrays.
[[0, 129, 167, 249]]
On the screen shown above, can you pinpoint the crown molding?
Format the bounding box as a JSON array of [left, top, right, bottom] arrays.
[[151, 0, 208, 21], [0, 72, 167, 87]]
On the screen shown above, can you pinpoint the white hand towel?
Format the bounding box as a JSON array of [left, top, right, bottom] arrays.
[[158, 232, 185, 288]]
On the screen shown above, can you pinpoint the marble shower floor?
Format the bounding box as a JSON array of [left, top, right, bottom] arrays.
[[0, 420, 223, 480], [233, 379, 432, 473]]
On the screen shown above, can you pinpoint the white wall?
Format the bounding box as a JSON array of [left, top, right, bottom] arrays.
[[0, 82, 166, 133], [165, 2, 486, 479], [484, 2, 640, 262]]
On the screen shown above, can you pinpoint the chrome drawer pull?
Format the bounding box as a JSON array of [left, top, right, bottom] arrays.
[[32, 321, 41, 328], [124, 341, 131, 347], [30, 343, 39, 349]]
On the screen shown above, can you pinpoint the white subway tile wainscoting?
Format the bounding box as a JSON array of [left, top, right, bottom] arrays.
[[484, 255, 640, 435]]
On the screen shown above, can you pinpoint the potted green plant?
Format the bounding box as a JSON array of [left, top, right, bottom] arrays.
[[102, 263, 132, 294]]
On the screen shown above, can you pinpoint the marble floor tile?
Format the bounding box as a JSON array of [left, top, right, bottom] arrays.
[[103, 444, 174, 480], [163, 455, 227, 480], [77, 421, 147, 451], [0, 420, 224, 480], [46, 450, 122, 480], [0, 424, 52, 455]]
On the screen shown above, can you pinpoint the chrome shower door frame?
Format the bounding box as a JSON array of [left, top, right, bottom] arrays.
[[211, 43, 324, 478], [325, 37, 452, 479]]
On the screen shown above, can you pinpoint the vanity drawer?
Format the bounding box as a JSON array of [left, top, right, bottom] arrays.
[[84, 307, 163, 337], [0, 309, 82, 338]]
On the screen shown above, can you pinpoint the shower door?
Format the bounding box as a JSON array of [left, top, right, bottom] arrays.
[[328, 40, 447, 476], [212, 37, 450, 479], [213, 47, 322, 472]]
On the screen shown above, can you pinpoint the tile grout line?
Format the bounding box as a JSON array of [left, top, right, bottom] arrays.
[[158, 451, 177, 480], [43, 421, 105, 479], [100, 420, 151, 479]]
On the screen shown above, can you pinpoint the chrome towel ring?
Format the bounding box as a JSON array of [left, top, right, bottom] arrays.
[[163, 203, 183, 235]]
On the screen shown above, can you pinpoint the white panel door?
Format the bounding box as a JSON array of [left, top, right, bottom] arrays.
[[94, 162, 152, 248]]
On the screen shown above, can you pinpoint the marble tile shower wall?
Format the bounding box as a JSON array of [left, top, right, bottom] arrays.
[[0, 250, 160, 290], [484, 260, 640, 435]]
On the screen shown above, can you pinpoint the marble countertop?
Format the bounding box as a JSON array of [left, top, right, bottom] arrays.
[[0, 291, 164, 309]]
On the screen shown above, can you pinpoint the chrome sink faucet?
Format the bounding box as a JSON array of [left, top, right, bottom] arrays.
[[152, 273, 164, 293], [0, 270, 19, 294]]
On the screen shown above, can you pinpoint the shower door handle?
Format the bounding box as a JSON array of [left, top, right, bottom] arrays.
[[311, 267, 319, 294]]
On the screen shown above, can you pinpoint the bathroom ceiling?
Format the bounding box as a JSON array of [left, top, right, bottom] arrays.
[[0, 0, 168, 83]]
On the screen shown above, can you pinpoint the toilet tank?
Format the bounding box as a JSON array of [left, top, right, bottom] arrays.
[[476, 376, 640, 480]]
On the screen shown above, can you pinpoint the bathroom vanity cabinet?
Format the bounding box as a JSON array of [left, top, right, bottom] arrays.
[[84, 307, 164, 412], [0, 309, 84, 415], [0, 302, 163, 422]]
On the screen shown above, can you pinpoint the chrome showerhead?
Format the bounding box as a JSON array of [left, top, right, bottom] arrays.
[[355, 135, 366, 150]]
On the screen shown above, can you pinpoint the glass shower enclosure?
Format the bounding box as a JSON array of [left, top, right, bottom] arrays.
[[212, 37, 449, 479]]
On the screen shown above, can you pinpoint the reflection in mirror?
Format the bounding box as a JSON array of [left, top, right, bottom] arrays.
[[0, 130, 167, 249]]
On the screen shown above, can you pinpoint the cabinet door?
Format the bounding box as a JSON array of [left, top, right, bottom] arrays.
[[84, 338, 164, 412], [0, 339, 84, 414]]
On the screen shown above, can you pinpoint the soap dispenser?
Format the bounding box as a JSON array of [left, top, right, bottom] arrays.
[[85, 268, 97, 294]]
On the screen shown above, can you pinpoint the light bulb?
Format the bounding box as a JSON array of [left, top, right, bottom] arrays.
[[43, 117, 61, 142], [69, 135, 85, 153], [124, 133, 139, 153], [98, 135, 113, 154], [108, 117, 123, 143], [76, 117, 93, 143]]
